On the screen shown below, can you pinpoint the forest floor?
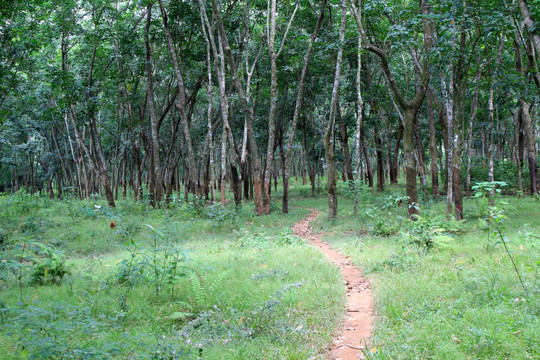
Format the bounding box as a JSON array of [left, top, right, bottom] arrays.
[[293, 210, 374, 360], [0, 180, 539, 359]]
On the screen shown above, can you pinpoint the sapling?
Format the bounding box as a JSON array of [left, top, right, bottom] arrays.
[[489, 209, 529, 297], [117, 238, 142, 312], [15, 235, 35, 300], [146, 224, 165, 302], [472, 181, 507, 250]]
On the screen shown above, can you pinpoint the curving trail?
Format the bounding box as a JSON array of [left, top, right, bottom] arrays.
[[292, 210, 374, 360]]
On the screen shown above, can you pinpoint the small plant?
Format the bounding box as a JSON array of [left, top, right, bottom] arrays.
[[276, 230, 305, 246], [115, 239, 143, 311], [30, 244, 70, 285], [405, 214, 461, 251], [205, 203, 235, 225], [11, 235, 36, 298], [472, 181, 508, 250], [489, 208, 529, 297], [145, 224, 166, 302], [380, 194, 409, 210], [370, 220, 398, 237], [144, 225, 189, 303], [163, 244, 189, 300], [187, 269, 231, 311], [472, 181, 507, 207], [180, 195, 205, 217]]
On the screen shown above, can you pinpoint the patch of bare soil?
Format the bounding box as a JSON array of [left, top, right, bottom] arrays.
[[292, 210, 374, 360]]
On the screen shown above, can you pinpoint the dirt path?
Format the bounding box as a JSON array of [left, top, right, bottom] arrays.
[[292, 210, 374, 360]]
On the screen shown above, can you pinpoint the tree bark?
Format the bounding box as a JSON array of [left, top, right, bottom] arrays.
[[427, 91, 439, 197], [207, 0, 265, 214], [145, 4, 163, 206], [522, 101, 539, 194], [324, 0, 347, 221], [282, 1, 325, 213], [365, 1, 433, 219]]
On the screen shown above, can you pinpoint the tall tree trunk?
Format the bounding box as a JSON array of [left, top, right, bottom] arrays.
[[207, 0, 265, 214], [365, 1, 432, 219], [465, 68, 482, 198], [263, 0, 278, 214], [145, 4, 163, 206], [514, 107, 524, 193], [220, 128, 227, 204], [337, 99, 354, 182], [404, 108, 419, 217], [374, 124, 384, 192], [522, 101, 539, 194], [428, 91, 439, 197], [517, 0, 540, 58], [282, 1, 325, 213], [158, 0, 197, 196], [352, 3, 364, 215], [324, 0, 347, 221]]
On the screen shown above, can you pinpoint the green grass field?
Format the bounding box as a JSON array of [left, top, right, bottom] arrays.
[[0, 178, 539, 359]]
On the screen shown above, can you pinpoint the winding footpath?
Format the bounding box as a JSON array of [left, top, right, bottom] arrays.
[[292, 210, 374, 360]]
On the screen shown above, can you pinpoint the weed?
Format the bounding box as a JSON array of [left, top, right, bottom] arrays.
[[188, 269, 231, 311], [489, 209, 529, 297], [405, 215, 460, 251], [30, 244, 70, 285], [144, 225, 189, 302], [370, 220, 398, 237], [205, 203, 236, 225]]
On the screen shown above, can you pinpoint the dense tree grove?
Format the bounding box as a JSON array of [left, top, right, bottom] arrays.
[[1, 0, 539, 219]]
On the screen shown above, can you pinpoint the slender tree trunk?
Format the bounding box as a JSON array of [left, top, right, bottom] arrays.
[[522, 102, 539, 194], [324, 0, 347, 221], [488, 85, 495, 186], [514, 108, 524, 192], [282, 1, 325, 213], [428, 91, 439, 197], [374, 124, 384, 192], [337, 100, 354, 182], [352, 4, 364, 214], [220, 129, 227, 204], [145, 4, 163, 206], [207, 0, 265, 214], [263, 0, 278, 214], [158, 0, 198, 195]]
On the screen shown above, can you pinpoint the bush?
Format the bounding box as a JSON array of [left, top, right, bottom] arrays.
[[466, 158, 529, 191], [404, 214, 464, 251], [370, 220, 398, 237], [30, 244, 70, 284]]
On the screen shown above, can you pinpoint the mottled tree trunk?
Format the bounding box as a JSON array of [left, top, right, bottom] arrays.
[[324, 0, 347, 220], [404, 108, 419, 218], [374, 125, 384, 192], [427, 92, 439, 197], [522, 102, 539, 194], [145, 5, 163, 206]]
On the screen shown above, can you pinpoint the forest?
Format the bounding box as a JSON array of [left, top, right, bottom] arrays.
[[0, 0, 539, 359]]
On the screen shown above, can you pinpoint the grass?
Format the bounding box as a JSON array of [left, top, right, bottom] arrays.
[[0, 186, 343, 359], [304, 183, 540, 360], [1, 177, 539, 359]]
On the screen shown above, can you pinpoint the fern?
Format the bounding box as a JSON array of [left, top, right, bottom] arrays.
[[209, 269, 230, 295], [189, 272, 206, 308], [188, 269, 231, 310]]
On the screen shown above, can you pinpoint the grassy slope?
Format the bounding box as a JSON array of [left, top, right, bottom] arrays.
[[1, 178, 539, 360], [0, 187, 343, 359], [302, 183, 540, 360]]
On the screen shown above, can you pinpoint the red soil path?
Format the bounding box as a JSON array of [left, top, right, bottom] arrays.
[[292, 210, 374, 360]]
